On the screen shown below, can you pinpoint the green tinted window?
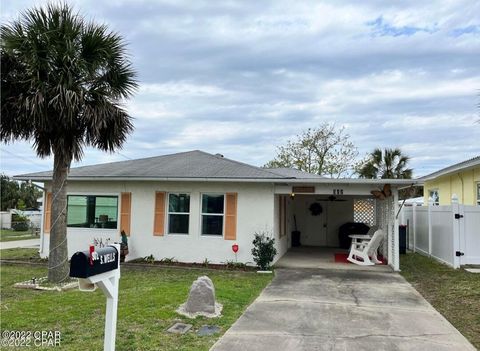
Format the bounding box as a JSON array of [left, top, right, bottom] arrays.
[[67, 195, 118, 229]]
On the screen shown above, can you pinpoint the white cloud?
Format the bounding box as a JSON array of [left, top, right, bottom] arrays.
[[318, 72, 480, 107], [139, 82, 231, 97], [1, 0, 479, 177]]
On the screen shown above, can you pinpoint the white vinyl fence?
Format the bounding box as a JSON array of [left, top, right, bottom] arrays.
[[21, 210, 42, 228], [400, 196, 480, 268], [0, 210, 42, 230], [0, 211, 12, 229]]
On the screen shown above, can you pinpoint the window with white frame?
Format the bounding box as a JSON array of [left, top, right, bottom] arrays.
[[67, 195, 118, 229], [429, 189, 439, 205], [477, 183, 480, 206], [201, 194, 224, 235], [167, 193, 190, 234]]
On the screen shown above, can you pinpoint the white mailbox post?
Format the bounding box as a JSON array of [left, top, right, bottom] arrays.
[[70, 243, 120, 351]]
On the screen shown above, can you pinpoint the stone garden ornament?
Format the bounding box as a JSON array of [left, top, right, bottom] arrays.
[[177, 276, 222, 318]]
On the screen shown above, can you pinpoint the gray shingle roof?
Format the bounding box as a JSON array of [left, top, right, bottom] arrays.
[[419, 155, 480, 180], [14, 150, 421, 186], [15, 150, 304, 181]]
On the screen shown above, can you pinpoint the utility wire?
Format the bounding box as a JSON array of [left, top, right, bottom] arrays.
[[0, 147, 49, 168], [117, 152, 132, 160]]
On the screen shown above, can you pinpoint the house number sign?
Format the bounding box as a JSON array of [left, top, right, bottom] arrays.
[[333, 189, 344, 195]]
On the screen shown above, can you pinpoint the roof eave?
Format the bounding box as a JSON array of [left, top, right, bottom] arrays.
[[13, 175, 420, 185], [420, 162, 480, 181]]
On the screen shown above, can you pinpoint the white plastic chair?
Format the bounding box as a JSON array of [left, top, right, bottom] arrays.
[[365, 225, 378, 237], [347, 229, 384, 266]]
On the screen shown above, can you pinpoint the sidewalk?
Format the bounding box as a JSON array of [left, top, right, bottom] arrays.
[[0, 239, 40, 250]]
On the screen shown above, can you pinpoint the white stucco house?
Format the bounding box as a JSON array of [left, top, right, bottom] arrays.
[[15, 150, 417, 271]]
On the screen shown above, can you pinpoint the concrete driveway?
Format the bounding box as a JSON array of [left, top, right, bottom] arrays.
[[211, 269, 475, 351]]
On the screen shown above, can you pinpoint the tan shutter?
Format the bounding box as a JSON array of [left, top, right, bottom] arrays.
[[120, 192, 132, 236], [153, 192, 166, 236], [225, 192, 238, 240], [43, 192, 52, 233]]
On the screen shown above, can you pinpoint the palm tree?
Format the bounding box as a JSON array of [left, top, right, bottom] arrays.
[[357, 148, 412, 179], [1, 4, 137, 282]]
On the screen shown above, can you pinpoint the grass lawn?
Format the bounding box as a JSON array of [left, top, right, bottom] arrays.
[[0, 249, 272, 350], [1, 248, 42, 260], [0, 228, 39, 242], [401, 253, 480, 349]]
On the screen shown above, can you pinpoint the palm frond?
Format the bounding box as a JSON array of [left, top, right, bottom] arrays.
[[1, 2, 138, 161], [357, 147, 412, 179]]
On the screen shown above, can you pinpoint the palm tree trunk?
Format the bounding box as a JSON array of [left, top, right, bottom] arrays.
[[47, 150, 71, 283]]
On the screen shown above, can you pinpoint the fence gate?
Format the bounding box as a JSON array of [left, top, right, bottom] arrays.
[[458, 205, 480, 265], [400, 200, 480, 268]]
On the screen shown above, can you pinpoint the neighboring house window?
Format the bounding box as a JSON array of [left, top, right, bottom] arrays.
[[167, 193, 190, 234], [201, 194, 224, 235], [67, 195, 118, 229], [477, 183, 480, 206], [429, 189, 439, 206]]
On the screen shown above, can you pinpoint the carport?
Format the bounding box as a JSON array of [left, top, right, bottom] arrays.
[[273, 179, 418, 271]]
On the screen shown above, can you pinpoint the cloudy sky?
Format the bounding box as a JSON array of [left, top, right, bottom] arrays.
[[1, 0, 479, 178]]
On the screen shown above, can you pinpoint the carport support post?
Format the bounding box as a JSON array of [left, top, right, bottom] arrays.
[[412, 204, 417, 253], [400, 205, 405, 226], [393, 188, 400, 271]]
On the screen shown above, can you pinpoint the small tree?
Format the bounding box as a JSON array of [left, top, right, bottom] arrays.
[[0, 175, 42, 210], [19, 182, 42, 209], [251, 232, 277, 270], [0, 175, 20, 210], [264, 123, 358, 178]]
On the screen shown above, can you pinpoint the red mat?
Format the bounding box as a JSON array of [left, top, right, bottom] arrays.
[[334, 252, 387, 265]]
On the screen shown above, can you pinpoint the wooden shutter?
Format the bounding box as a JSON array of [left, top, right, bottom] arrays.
[[153, 192, 166, 236], [225, 192, 238, 240], [43, 192, 52, 233], [120, 192, 132, 236]]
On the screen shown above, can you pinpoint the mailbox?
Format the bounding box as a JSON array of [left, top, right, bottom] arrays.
[[69, 244, 120, 351], [70, 246, 119, 279]]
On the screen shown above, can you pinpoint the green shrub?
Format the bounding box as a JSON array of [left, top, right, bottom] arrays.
[[203, 258, 210, 267], [12, 221, 29, 231], [143, 254, 155, 264], [251, 231, 277, 270], [224, 260, 248, 270], [12, 214, 29, 231], [159, 257, 177, 265]]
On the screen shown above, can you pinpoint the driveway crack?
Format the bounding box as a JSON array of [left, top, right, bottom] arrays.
[[349, 287, 360, 306]]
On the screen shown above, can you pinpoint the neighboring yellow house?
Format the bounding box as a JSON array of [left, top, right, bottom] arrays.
[[421, 156, 480, 206]]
